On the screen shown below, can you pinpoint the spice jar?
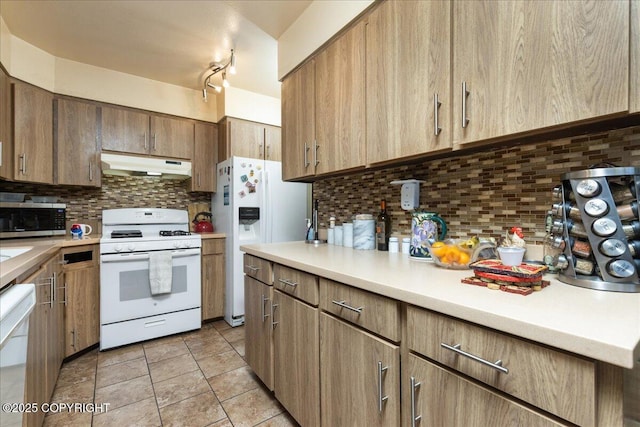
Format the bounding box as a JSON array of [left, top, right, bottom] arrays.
[[388, 237, 399, 253]]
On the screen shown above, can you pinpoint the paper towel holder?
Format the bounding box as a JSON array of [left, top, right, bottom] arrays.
[[391, 179, 425, 211]]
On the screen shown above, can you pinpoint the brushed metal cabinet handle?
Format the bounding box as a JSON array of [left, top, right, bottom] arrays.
[[261, 294, 270, 322], [278, 278, 298, 289], [331, 299, 363, 314], [89, 162, 93, 181], [377, 361, 389, 413], [314, 140, 319, 167], [410, 376, 422, 426], [19, 153, 26, 175], [152, 133, 157, 150], [434, 93, 442, 136], [271, 302, 279, 329], [441, 342, 509, 374], [245, 265, 260, 273], [144, 132, 148, 150], [303, 141, 310, 168], [461, 81, 470, 129]]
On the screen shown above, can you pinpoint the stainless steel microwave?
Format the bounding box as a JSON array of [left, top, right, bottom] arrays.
[[0, 202, 66, 239]]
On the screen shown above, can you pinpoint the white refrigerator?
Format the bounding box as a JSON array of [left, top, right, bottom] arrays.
[[212, 156, 310, 327]]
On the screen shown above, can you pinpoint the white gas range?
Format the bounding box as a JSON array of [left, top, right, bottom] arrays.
[[99, 208, 202, 350]]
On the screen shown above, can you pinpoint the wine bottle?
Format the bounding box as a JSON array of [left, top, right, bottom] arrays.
[[376, 200, 391, 251]]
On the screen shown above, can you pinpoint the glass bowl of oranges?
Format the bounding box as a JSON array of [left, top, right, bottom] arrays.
[[426, 238, 496, 269]]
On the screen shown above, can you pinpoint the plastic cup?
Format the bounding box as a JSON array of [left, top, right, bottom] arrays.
[[497, 247, 526, 266]]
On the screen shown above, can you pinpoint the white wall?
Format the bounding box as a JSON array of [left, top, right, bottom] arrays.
[[277, 0, 373, 79], [220, 86, 281, 126]]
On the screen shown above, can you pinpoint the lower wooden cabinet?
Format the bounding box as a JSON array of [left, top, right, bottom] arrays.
[[201, 238, 225, 320], [273, 290, 320, 427], [320, 313, 400, 427], [61, 245, 100, 357], [22, 253, 64, 427], [404, 353, 564, 426], [244, 275, 274, 390]]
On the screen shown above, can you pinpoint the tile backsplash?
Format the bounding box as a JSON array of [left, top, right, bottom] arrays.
[[313, 125, 640, 244], [0, 175, 210, 225]]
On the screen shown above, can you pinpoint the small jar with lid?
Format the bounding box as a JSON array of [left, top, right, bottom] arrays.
[[388, 237, 399, 253], [401, 237, 410, 254]]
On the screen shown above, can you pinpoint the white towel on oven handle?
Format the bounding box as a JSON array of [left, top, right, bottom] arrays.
[[149, 251, 173, 295]]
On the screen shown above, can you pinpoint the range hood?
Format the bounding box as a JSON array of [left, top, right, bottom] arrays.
[[101, 153, 192, 179]]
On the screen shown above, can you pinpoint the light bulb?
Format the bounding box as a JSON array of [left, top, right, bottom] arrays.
[[202, 88, 207, 101], [222, 72, 230, 88]]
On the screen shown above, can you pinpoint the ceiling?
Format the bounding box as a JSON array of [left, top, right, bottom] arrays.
[[0, 0, 313, 99]]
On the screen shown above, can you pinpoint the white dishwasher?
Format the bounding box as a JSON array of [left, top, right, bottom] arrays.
[[0, 283, 36, 427]]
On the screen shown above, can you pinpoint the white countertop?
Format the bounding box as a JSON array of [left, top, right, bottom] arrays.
[[241, 241, 640, 369]]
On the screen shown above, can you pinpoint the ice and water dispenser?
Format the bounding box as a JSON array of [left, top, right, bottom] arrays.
[[239, 207, 260, 241]]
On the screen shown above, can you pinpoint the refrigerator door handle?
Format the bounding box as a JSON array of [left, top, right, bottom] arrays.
[[263, 168, 273, 244]]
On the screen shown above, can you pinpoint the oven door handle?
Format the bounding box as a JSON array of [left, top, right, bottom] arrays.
[[100, 248, 201, 263]]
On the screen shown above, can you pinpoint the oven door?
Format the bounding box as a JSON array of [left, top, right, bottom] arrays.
[[100, 248, 201, 324]]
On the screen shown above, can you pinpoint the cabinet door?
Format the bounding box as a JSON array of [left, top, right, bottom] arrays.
[[264, 125, 281, 162], [13, 82, 53, 184], [367, 0, 451, 165], [101, 105, 149, 155], [404, 354, 563, 426], [191, 122, 218, 192], [64, 265, 100, 357], [273, 290, 320, 427], [0, 67, 13, 180], [281, 60, 315, 181], [320, 313, 400, 427], [150, 115, 194, 159], [56, 98, 100, 186], [244, 276, 273, 390], [228, 119, 264, 159], [453, 0, 629, 146], [315, 21, 366, 175], [202, 252, 224, 320]]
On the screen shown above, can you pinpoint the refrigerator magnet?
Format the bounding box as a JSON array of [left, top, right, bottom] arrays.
[[238, 190, 246, 198], [240, 174, 248, 183]]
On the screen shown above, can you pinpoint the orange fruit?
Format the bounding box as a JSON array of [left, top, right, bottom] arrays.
[[458, 252, 470, 265], [429, 242, 447, 258]]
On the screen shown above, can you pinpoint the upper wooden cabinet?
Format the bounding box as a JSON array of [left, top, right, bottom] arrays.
[[101, 105, 150, 155], [102, 105, 193, 159], [13, 81, 54, 184], [218, 117, 281, 162], [189, 122, 218, 192], [281, 60, 316, 181], [55, 98, 100, 186], [150, 115, 194, 159], [315, 20, 366, 176], [452, 0, 630, 147], [0, 68, 12, 180], [366, 0, 451, 165]]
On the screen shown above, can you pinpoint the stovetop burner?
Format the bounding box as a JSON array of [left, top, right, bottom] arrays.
[[111, 230, 143, 239], [159, 230, 192, 237]]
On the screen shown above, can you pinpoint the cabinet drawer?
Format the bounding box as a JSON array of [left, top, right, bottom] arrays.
[[274, 264, 319, 306], [202, 238, 225, 255], [320, 279, 400, 342], [243, 254, 272, 285], [407, 306, 596, 427]]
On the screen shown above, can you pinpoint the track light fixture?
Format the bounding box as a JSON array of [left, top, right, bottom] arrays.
[[202, 49, 235, 101]]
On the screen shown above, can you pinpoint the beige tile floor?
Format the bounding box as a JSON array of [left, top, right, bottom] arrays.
[[43, 321, 298, 427]]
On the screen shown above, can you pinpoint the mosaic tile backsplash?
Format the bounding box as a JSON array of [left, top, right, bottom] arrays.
[[313, 125, 640, 244], [0, 175, 210, 225]]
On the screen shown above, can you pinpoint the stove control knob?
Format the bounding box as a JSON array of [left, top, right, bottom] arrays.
[[173, 241, 180, 249], [115, 245, 123, 252], [127, 244, 135, 252], [183, 240, 191, 248]]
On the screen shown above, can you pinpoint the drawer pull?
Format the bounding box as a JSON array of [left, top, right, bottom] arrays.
[[331, 300, 363, 314], [377, 361, 389, 412], [441, 342, 509, 374], [410, 376, 422, 426], [245, 265, 260, 273], [278, 278, 298, 289]]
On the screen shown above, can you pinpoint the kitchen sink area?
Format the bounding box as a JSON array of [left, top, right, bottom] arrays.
[[0, 247, 32, 262]]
